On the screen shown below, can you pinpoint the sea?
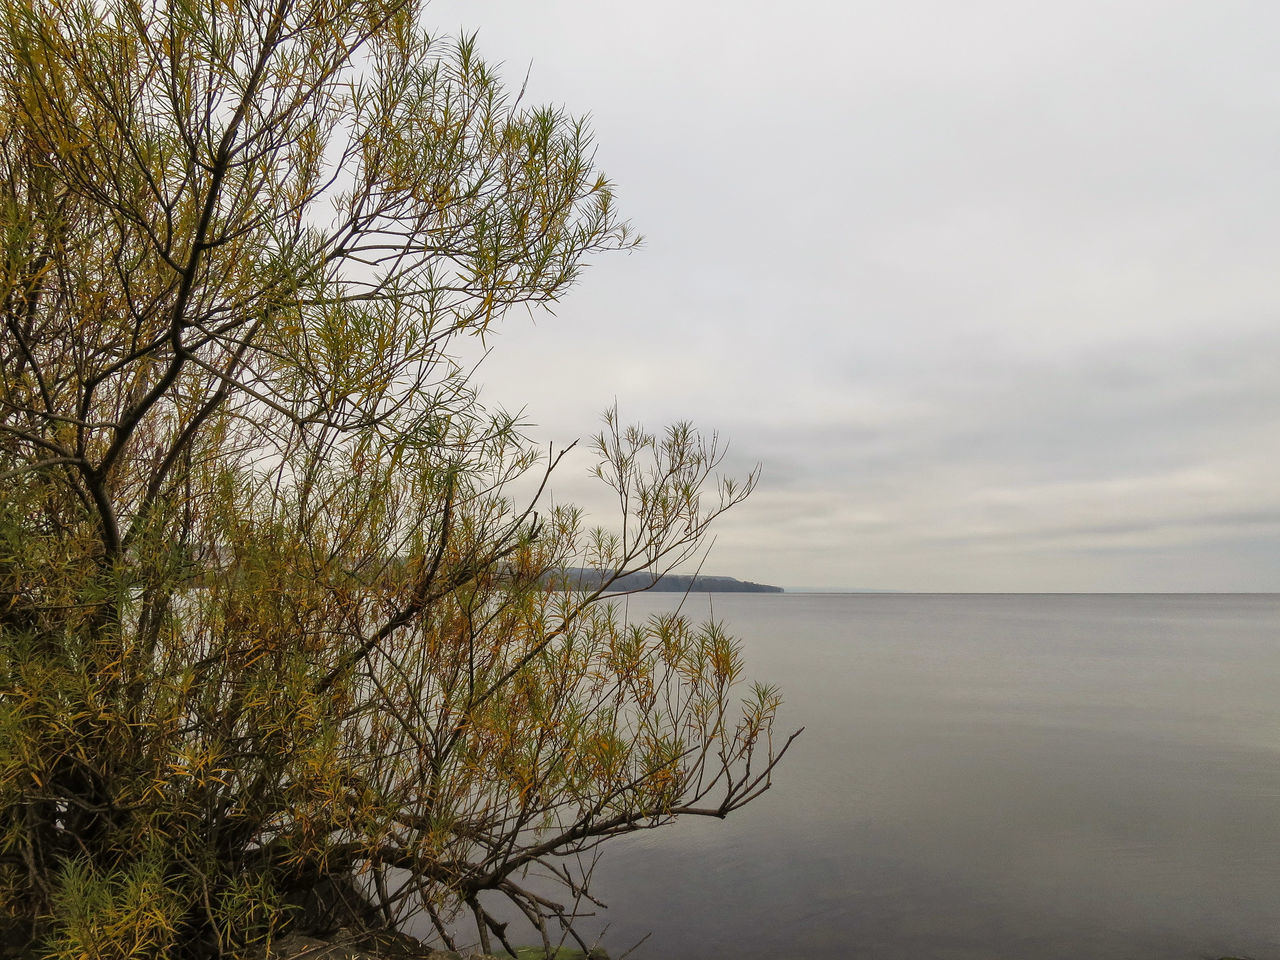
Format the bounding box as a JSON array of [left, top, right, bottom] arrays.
[[560, 592, 1280, 960]]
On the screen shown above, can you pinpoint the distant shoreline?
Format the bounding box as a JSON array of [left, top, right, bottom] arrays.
[[548, 568, 783, 594]]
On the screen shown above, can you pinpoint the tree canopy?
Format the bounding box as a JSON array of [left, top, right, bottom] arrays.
[[0, 0, 794, 955]]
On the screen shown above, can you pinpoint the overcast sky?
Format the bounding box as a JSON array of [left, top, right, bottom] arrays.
[[425, 0, 1280, 592]]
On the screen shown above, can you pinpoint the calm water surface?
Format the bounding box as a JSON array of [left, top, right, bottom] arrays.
[[571, 593, 1280, 960]]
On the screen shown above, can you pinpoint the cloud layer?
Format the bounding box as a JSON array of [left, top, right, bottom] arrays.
[[427, 0, 1280, 591]]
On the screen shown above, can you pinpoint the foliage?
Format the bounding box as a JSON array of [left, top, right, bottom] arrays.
[[0, 0, 795, 955]]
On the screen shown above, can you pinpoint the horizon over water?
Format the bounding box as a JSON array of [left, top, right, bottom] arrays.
[[536, 592, 1280, 960], [782, 588, 1279, 595]]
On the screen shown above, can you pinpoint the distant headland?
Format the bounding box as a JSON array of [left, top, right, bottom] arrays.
[[548, 568, 784, 594]]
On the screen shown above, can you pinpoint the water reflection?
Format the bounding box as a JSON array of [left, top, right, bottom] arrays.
[[573, 594, 1280, 960]]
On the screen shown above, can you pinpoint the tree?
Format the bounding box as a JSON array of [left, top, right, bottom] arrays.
[[0, 0, 796, 956]]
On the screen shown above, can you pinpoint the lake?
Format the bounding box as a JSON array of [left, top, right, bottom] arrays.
[[568, 592, 1280, 960]]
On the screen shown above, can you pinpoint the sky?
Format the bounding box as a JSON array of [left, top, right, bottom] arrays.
[[424, 0, 1280, 592]]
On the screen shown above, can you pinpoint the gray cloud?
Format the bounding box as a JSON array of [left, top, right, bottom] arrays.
[[431, 0, 1280, 590]]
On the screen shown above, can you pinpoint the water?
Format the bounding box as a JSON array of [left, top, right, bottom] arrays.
[[564, 593, 1280, 960]]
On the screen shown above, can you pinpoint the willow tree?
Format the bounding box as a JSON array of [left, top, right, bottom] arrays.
[[0, 0, 793, 956]]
